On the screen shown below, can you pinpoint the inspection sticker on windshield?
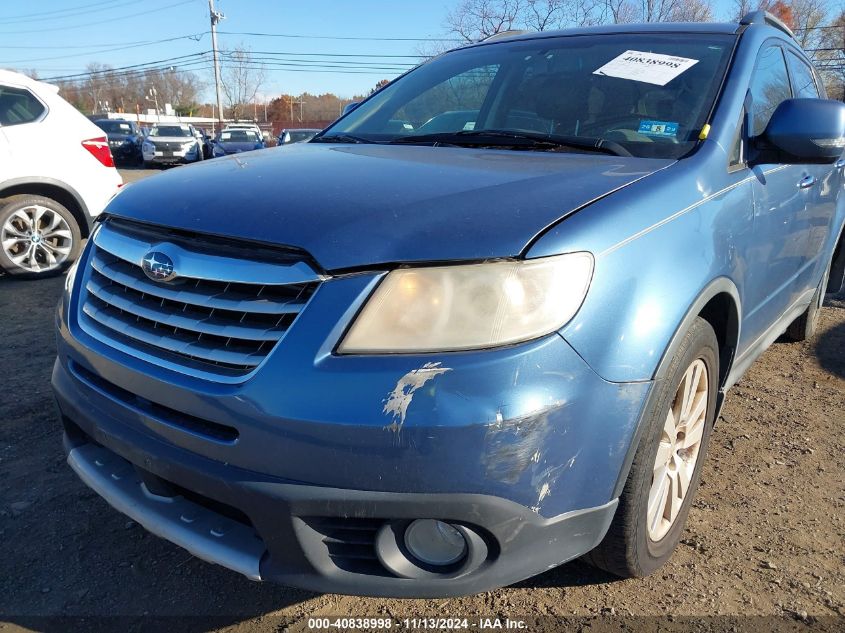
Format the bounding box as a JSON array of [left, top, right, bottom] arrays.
[[638, 120, 678, 137], [593, 50, 699, 86]]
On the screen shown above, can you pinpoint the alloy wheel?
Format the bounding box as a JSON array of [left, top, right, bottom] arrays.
[[1, 204, 73, 273], [647, 358, 709, 542]]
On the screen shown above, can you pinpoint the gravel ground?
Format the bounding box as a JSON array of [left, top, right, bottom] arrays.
[[0, 168, 843, 631]]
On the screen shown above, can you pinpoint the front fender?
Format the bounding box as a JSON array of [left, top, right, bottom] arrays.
[[527, 148, 751, 383]]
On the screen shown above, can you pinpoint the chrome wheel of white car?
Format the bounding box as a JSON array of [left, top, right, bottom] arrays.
[[647, 358, 708, 542], [0, 197, 81, 276]]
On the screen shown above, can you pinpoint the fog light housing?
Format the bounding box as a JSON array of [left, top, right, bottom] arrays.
[[403, 519, 467, 566]]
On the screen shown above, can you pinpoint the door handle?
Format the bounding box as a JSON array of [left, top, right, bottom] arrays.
[[797, 175, 816, 189], [835, 159, 845, 171]]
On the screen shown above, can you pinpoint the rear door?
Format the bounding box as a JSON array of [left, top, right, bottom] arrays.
[[783, 48, 841, 290]]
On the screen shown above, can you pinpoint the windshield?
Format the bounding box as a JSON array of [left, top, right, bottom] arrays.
[[150, 125, 191, 138], [289, 130, 317, 142], [323, 33, 735, 159], [219, 130, 258, 142], [97, 120, 133, 134]]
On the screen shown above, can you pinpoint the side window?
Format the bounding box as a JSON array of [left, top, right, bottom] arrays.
[[729, 111, 745, 168], [748, 45, 792, 137], [0, 85, 46, 126], [786, 52, 820, 98]]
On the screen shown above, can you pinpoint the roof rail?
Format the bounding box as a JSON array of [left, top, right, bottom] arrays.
[[483, 30, 530, 42], [739, 10, 796, 39]]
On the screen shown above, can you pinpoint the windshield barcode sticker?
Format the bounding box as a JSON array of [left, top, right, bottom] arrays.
[[593, 50, 699, 86]]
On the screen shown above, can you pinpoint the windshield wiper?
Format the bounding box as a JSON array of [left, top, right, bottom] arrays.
[[311, 133, 374, 144], [390, 129, 631, 157]]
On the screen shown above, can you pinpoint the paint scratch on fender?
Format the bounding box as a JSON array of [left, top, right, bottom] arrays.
[[383, 362, 452, 433]]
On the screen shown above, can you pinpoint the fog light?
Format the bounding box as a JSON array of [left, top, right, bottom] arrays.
[[404, 519, 467, 566]]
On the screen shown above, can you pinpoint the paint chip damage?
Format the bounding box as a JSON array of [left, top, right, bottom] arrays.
[[383, 362, 452, 433]]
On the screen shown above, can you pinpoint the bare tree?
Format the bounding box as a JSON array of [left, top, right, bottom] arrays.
[[445, 0, 523, 42], [221, 46, 266, 120], [668, 0, 713, 21], [731, 0, 755, 20], [787, 0, 830, 47], [523, 0, 603, 29], [597, 0, 639, 23], [810, 8, 843, 97]]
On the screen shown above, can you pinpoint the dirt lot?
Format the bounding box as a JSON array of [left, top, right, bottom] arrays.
[[1, 168, 843, 631]]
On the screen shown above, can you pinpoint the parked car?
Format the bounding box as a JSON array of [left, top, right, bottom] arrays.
[[141, 123, 203, 167], [193, 127, 213, 159], [277, 128, 320, 146], [0, 69, 122, 277], [53, 12, 845, 597], [211, 128, 265, 157], [94, 119, 143, 165], [223, 122, 264, 138]]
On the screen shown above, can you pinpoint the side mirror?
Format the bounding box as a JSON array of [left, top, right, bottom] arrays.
[[342, 102, 361, 117], [761, 98, 845, 164]]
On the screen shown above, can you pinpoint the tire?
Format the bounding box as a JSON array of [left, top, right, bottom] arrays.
[[784, 260, 831, 342], [0, 196, 82, 278], [585, 317, 719, 577]]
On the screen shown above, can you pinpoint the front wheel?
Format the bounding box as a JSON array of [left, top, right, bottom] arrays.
[[585, 317, 719, 577], [0, 196, 82, 277]]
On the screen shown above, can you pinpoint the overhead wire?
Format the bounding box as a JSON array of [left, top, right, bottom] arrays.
[[218, 30, 460, 42], [1, 34, 206, 65], [0, 0, 196, 35], [1, 0, 137, 25], [0, 0, 129, 21]]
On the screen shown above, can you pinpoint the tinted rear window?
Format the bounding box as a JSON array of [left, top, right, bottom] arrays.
[[0, 86, 45, 126]]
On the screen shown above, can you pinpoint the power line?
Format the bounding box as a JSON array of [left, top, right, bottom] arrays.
[[0, 34, 203, 50], [221, 53, 413, 69], [42, 53, 208, 81], [2, 0, 136, 25], [246, 50, 422, 59], [0, 0, 128, 21], [218, 30, 460, 42], [0, 0, 195, 35], [795, 25, 844, 31], [1, 34, 206, 65]]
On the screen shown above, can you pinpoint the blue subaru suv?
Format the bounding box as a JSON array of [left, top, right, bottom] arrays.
[[53, 12, 845, 597]]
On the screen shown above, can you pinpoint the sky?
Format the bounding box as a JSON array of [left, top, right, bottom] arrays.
[[0, 0, 738, 102]]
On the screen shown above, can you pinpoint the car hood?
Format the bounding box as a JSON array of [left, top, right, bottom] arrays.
[[147, 136, 194, 143], [106, 143, 672, 271]]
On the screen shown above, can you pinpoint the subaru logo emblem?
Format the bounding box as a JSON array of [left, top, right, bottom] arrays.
[[141, 251, 176, 282]]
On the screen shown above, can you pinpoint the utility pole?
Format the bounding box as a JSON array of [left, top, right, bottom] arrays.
[[208, 0, 225, 129]]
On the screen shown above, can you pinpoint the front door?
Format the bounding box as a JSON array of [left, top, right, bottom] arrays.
[[743, 43, 808, 345]]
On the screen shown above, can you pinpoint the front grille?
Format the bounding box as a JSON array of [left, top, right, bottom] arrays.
[[77, 219, 322, 376], [151, 140, 185, 151]]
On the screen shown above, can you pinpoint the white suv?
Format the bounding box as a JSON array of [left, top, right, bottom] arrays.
[[0, 69, 123, 277]]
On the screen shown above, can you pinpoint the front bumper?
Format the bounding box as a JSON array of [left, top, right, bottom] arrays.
[[143, 148, 199, 164], [53, 248, 653, 595], [62, 425, 616, 597]]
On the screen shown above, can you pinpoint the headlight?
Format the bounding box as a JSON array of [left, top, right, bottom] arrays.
[[142, 141, 153, 151], [338, 252, 593, 353]]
